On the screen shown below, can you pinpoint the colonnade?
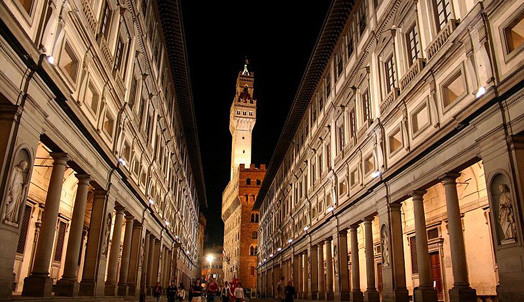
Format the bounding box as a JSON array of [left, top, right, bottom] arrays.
[[259, 172, 477, 302], [19, 152, 181, 298]]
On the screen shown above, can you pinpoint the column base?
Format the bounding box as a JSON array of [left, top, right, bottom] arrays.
[[55, 278, 80, 296], [118, 283, 128, 296], [127, 284, 138, 296], [449, 286, 476, 302], [22, 274, 53, 297], [105, 283, 117, 296], [414, 287, 438, 302], [335, 289, 350, 301], [382, 288, 408, 302], [79, 279, 99, 296], [318, 291, 326, 300], [326, 291, 334, 300], [364, 289, 380, 302], [350, 290, 363, 302], [311, 291, 318, 300]]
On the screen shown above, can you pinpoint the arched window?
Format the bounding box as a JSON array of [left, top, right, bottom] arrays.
[[246, 178, 251, 185], [252, 231, 258, 239], [256, 179, 261, 185], [249, 245, 258, 256], [250, 266, 255, 275], [251, 212, 259, 223]]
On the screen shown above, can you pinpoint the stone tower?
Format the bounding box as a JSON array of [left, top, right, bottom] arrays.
[[229, 61, 256, 179]]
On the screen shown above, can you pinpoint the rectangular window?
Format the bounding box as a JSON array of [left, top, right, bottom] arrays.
[[362, 90, 372, 122], [385, 56, 396, 93], [17, 0, 34, 15], [442, 69, 466, 108], [103, 110, 115, 138], [60, 42, 79, 83], [347, 31, 354, 58], [364, 154, 375, 175], [54, 221, 67, 262], [358, 0, 368, 36], [85, 81, 100, 116], [16, 205, 32, 254], [388, 127, 403, 154], [433, 0, 452, 32], [336, 52, 344, 78], [406, 25, 420, 66], [325, 74, 331, 98], [128, 76, 138, 108], [318, 152, 323, 175], [410, 236, 419, 273], [326, 143, 331, 168], [349, 109, 357, 138], [505, 11, 524, 54], [100, 1, 112, 38], [411, 102, 429, 134], [114, 37, 126, 74], [338, 125, 345, 151]]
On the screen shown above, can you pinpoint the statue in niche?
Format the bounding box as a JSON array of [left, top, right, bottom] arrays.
[[3, 160, 30, 225], [101, 213, 112, 257], [333, 244, 338, 275], [498, 184, 517, 243], [381, 225, 390, 267]]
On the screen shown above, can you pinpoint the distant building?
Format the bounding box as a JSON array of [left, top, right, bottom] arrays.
[[255, 0, 524, 301], [222, 63, 266, 292], [201, 250, 224, 283]]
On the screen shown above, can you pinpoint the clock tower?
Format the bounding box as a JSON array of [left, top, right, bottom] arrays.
[[229, 61, 257, 179]]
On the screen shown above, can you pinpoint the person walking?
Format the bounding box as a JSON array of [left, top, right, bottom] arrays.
[[284, 281, 296, 302], [167, 281, 178, 302], [222, 281, 231, 302], [276, 277, 285, 302], [178, 284, 187, 302], [207, 278, 219, 302], [153, 282, 163, 302], [234, 282, 245, 302], [191, 279, 203, 302]]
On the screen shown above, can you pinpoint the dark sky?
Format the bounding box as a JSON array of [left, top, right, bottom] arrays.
[[181, 1, 332, 247]]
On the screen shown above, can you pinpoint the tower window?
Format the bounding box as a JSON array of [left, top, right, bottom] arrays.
[[249, 111, 253, 116], [237, 110, 240, 114], [242, 137, 245, 139], [243, 111, 246, 115], [246, 178, 251, 185], [243, 150, 245, 153]]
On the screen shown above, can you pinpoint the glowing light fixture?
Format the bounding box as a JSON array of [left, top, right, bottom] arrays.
[[476, 86, 486, 98], [304, 226, 309, 231], [277, 247, 282, 252], [371, 171, 381, 179], [288, 239, 293, 243], [47, 55, 55, 65], [118, 157, 127, 166], [148, 198, 154, 205], [327, 206, 335, 213]]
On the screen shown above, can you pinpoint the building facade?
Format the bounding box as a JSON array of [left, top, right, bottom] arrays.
[[255, 0, 524, 302], [0, 0, 206, 299], [222, 65, 266, 292], [202, 250, 224, 283]]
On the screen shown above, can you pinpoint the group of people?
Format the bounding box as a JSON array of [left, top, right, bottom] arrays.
[[275, 277, 296, 302], [180, 277, 247, 302], [151, 281, 186, 302]]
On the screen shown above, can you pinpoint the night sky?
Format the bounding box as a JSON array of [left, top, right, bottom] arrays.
[[181, 1, 332, 247]]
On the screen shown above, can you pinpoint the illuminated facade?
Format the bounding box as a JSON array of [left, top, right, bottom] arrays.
[[0, 0, 206, 299], [255, 0, 524, 302], [222, 65, 266, 292]]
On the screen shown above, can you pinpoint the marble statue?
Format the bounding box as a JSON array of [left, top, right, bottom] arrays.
[[381, 225, 390, 266], [3, 160, 29, 224], [498, 184, 517, 243]]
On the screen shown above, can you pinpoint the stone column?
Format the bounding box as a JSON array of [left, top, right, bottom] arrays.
[[310, 245, 319, 300], [303, 252, 309, 298], [105, 206, 125, 295], [56, 174, 91, 296], [349, 225, 363, 302], [318, 241, 326, 300], [325, 239, 334, 300], [22, 152, 68, 297], [146, 235, 156, 294], [79, 189, 110, 296], [441, 174, 476, 302], [140, 232, 151, 295], [293, 254, 299, 298], [412, 190, 437, 302], [127, 222, 143, 296], [363, 218, 379, 302], [335, 230, 350, 302], [151, 239, 161, 288], [379, 202, 408, 302], [117, 215, 134, 295], [297, 254, 303, 298]]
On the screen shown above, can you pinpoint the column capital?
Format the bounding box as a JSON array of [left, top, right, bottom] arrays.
[[349, 223, 359, 231], [115, 205, 126, 214], [75, 173, 91, 185], [363, 216, 374, 223], [125, 214, 134, 221], [440, 172, 461, 184], [337, 228, 348, 237], [411, 189, 427, 199], [50, 152, 69, 165], [93, 189, 108, 199]]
